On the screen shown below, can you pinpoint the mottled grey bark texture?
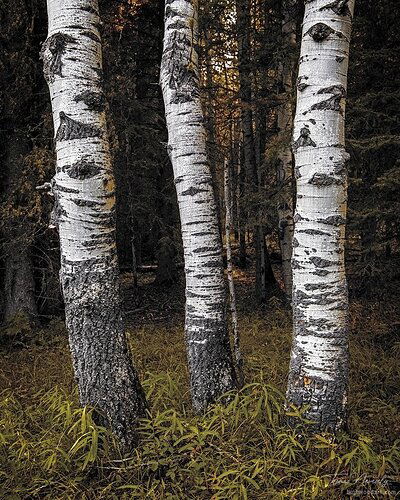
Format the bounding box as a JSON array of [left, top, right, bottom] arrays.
[[160, 0, 237, 412], [286, 0, 355, 433], [42, 0, 147, 447]]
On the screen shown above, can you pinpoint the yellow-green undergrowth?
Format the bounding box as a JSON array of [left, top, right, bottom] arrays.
[[0, 303, 399, 498]]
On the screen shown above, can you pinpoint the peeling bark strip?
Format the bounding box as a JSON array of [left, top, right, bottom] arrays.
[[42, 0, 147, 447], [160, 0, 237, 412], [287, 0, 355, 433]]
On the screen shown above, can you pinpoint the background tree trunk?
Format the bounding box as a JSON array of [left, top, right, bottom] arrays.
[[42, 0, 147, 447], [160, 0, 237, 413], [286, 0, 355, 432], [3, 133, 38, 324], [237, 142, 247, 268], [236, 0, 267, 302], [224, 159, 243, 387], [276, 0, 298, 299]]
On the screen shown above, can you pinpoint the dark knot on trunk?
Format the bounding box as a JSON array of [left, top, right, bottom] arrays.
[[306, 23, 334, 42], [293, 126, 317, 151], [56, 112, 102, 142], [40, 32, 75, 82]]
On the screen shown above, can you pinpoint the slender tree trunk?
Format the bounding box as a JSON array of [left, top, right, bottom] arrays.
[[237, 141, 247, 268], [4, 248, 37, 322], [41, 0, 147, 447], [131, 233, 138, 288], [236, 0, 266, 301], [254, 101, 268, 303], [224, 159, 243, 387], [229, 121, 239, 242], [203, 35, 223, 239], [286, 0, 355, 432], [277, 0, 297, 299], [160, 0, 237, 412], [3, 133, 38, 323]]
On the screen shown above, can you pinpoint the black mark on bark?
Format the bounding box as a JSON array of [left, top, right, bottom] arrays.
[[65, 159, 101, 179], [181, 186, 208, 196], [74, 91, 105, 111], [72, 198, 104, 207], [41, 33, 75, 82], [305, 23, 334, 42], [293, 212, 307, 223], [293, 126, 316, 151], [313, 269, 330, 276], [310, 256, 333, 268], [163, 29, 199, 104], [311, 85, 346, 113], [82, 30, 101, 43], [320, 0, 351, 16], [309, 173, 343, 186], [56, 112, 101, 141], [320, 215, 345, 225], [80, 5, 98, 15], [299, 228, 330, 236]]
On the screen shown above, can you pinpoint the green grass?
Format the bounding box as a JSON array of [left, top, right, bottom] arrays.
[[0, 301, 399, 498]]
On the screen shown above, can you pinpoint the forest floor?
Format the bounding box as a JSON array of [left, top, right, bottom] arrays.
[[0, 264, 399, 498]]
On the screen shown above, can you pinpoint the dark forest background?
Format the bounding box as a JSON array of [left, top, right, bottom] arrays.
[[1, 0, 399, 324]]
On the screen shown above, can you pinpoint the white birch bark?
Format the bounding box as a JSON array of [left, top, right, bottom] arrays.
[[41, 0, 146, 447], [224, 159, 243, 387], [276, 0, 297, 299], [160, 0, 237, 412], [286, 0, 355, 432]]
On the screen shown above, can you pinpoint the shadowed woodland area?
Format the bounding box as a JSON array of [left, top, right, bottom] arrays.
[[0, 0, 399, 498]]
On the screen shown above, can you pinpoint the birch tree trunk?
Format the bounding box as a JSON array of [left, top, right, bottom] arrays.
[[160, 0, 237, 413], [41, 0, 147, 447], [286, 0, 355, 432], [276, 0, 297, 299]]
